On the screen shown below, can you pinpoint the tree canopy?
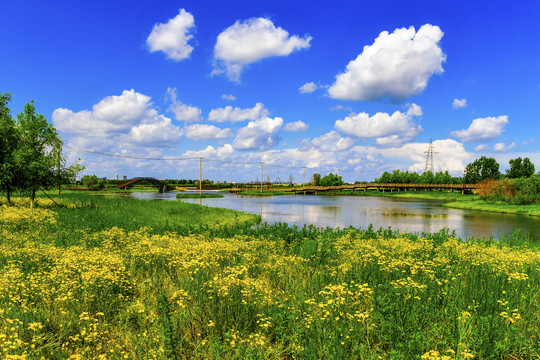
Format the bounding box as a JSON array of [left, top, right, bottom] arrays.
[[507, 157, 535, 179], [464, 156, 500, 184], [0, 93, 84, 204]]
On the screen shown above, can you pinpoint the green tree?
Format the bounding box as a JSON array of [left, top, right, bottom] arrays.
[[311, 173, 321, 186], [507, 157, 535, 179], [51, 140, 85, 194], [464, 156, 500, 184], [0, 93, 21, 204], [16, 101, 61, 205], [320, 172, 344, 186]]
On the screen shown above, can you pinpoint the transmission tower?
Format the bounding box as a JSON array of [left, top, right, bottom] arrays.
[[424, 139, 438, 173]]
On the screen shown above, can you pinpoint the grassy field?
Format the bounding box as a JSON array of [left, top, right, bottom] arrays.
[[1, 195, 540, 359]]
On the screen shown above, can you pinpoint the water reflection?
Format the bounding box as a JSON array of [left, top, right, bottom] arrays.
[[126, 192, 540, 241]]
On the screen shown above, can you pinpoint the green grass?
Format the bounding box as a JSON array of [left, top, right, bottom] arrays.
[[445, 200, 540, 216], [1, 195, 540, 359], [176, 192, 224, 199], [42, 193, 260, 234]]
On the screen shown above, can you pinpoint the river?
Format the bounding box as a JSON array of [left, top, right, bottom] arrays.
[[126, 191, 540, 241]]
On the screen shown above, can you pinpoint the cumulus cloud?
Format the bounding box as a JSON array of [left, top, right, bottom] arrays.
[[283, 120, 309, 132], [450, 115, 508, 142], [334, 103, 423, 146], [53, 89, 183, 149], [299, 82, 318, 93], [166, 87, 202, 122], [311, 131, 354, 151], [221, 94, 237, 101], [328, 24, 445, 101], [474, 144, 488, 152], [213, 17, 311, 81], [208, 102, 268, 122], [146, 9, 196, 61], [493, 142, 516, 152], [233, 116, 283, 151], [184, 124, 233, 140], [452, 98, 467, 109]]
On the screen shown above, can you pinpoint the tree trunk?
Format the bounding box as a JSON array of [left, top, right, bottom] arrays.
[[31, 188, 36, 208], [6, 190, 11, 205]]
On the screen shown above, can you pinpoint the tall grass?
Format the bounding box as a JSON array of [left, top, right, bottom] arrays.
[[1, 196, 540, 359]]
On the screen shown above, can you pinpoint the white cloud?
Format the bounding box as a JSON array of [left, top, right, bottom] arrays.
[[166, 87, 202, 122], [213, 17, 311, 81], [452, 98, 467, 109], [221, 94, 237, 101], [334, 103, 423, 146], [283, 120, 309, 132], [474, 144, 488, 152], [127, 117, 183, 147], [328, 24, 445, 101], [299, 82, 318, 93], [311, 131, 354, 151], [450, 115, 508, 142], [233, 116, 283, 151], [184, 124, 233, 140], [208, 102, 268, 122], [53, 89, 183, 149], [493, 142, 516, 152], [331, 105, 353, 112], [146, 9, 196, 61]]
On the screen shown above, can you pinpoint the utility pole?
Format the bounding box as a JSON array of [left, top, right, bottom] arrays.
[[260, 162, 264, 193], [303, 166, 306, 186], [199, 157, 202, 195]]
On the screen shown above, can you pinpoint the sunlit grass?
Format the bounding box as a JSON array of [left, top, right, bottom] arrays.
[[1, 195, 540, 359]]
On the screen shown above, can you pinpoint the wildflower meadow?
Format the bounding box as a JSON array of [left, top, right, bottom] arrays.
[[1, 194, 539, 359]]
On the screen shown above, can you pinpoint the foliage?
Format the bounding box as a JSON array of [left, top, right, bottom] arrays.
[[1, 196, 540, 359], [474, 175, 540, 205], [311, 173, 321, 186], [319, 172, 344, 186], [375, 170, 462, 184], [507, 157, 535, 179], [81, 175, 106, 190], [464, 156, 500, 184], [0, 93, 21, 204]]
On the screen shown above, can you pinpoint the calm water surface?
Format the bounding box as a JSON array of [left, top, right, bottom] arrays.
[[128, 192, 540, 241]]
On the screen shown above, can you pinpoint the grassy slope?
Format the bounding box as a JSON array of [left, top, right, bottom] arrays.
[[41, 193, 260, 232]]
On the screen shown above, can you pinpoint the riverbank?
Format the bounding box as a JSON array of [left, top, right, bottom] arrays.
[[445, 200, 540, 217], [1, 194, 539, 359]]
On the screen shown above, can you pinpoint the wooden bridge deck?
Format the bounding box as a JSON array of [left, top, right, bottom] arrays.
[[230, 183, 477, 194]]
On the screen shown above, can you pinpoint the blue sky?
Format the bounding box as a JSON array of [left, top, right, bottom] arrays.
[[1, 0, 539, 182]]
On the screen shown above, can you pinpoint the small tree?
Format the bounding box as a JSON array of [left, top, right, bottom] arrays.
[[311, 173, 321, 186], [17, 101, 61, 205]]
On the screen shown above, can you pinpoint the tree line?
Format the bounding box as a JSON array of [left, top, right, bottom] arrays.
[[0, 93, 83, 205]]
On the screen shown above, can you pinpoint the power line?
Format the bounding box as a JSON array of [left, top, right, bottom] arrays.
[[64, 145, 345, 173]]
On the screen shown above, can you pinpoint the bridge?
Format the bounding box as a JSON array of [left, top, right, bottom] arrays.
[[230, 183, 477, 194], [116, 177, 170, 193]]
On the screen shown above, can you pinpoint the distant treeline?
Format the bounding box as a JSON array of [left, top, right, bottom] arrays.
[[374, 170, 463, 185]]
